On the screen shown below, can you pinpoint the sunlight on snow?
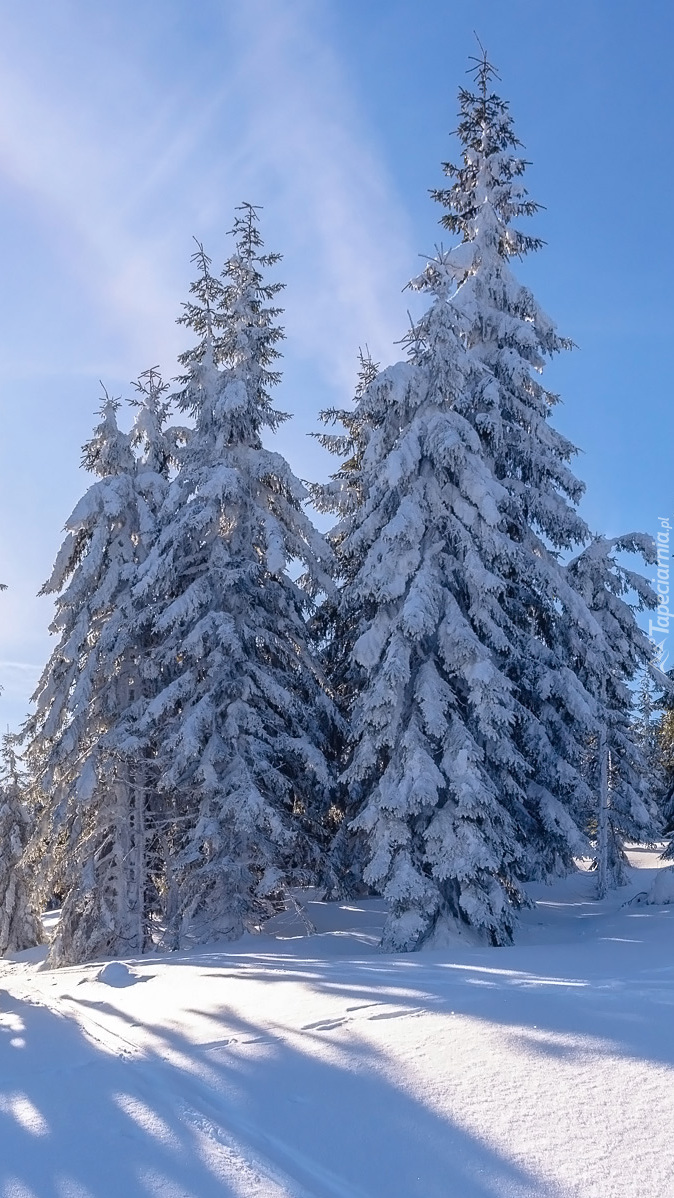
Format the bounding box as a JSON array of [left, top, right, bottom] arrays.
[[506, 1025, 621, 1062], [0, 1095, 48, 1137], [438, 962, 589, 987], [112, 1093, 177, 1149]]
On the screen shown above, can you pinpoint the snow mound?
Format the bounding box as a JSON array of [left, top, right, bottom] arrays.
[[645, 866, 674, 905], [96, 962, 145, 987]]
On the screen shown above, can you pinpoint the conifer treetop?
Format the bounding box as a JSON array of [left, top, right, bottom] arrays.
[[414, 51, 583, 556], [129, 367, 180, 477], [81, 394, 134, 479], [218, 202, 286, 417], [467, 38, 501, 100], [175, 205, 288, 437], [432, 45, 543, 260], [178, 241, 222, 354]]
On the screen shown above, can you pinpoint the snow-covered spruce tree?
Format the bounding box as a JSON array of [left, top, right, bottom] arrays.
[[414, 52, 628, 878], [317, 278, 540, 950], [316, 54, 661, 943], [0, 734, 42, 954], [128, 208, 337, 947], [309, 350, 379, 893], [566, 536, 660, 890], [23, 380, 174, 965]]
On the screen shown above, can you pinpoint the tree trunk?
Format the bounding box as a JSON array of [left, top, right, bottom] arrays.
[[596, 726, 609, 899]]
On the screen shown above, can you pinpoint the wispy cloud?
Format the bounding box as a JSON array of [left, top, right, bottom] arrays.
[[0, 0, 415, 384], [224, 0, 417, 387], [0, 17, 207, 372]]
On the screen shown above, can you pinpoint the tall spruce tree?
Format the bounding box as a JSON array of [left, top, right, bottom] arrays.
[[128, 207, 337, 948], [419, 52, 598, 874], [415, 51, 656, 879], [24, 381, 174, 965], [317, 52, 659, 946], [566, 536, 660, 890], [424, 52, 661, 881]]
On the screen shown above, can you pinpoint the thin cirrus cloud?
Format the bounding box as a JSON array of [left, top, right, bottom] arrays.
[[226, 1, 417, 387], [0, 0, 417, 730], [0, 37, 213, 373], [0, 0, 415, 386]]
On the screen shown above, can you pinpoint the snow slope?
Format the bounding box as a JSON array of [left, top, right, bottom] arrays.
[[1, 848, 673, 1198]]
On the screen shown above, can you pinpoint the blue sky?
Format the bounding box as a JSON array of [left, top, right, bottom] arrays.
[[0, 0, 671, 728]]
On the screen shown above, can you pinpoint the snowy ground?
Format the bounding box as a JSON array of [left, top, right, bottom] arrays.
[[1, 849, 674, 1198]]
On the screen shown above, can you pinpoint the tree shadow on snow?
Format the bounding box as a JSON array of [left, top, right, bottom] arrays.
[[0, 968, 564, 1198], [182, 897, 674, 1079], [0, 988, 256, 1198]]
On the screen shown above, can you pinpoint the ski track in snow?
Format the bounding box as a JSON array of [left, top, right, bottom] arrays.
[[1, 848, 674, 1196]]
